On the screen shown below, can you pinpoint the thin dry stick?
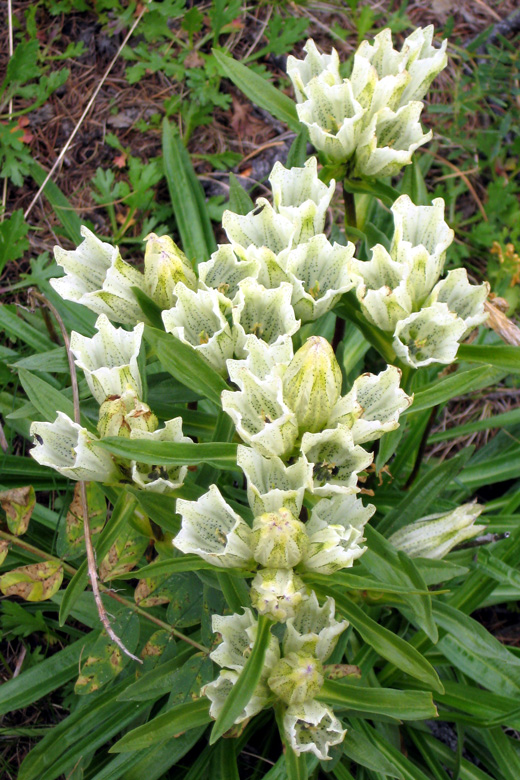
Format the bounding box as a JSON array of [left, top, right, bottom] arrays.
[[1, 0, 14, 223], [24, 4, 148, 221], [29, 289, 142, 663]]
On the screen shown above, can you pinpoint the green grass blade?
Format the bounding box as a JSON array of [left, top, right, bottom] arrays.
[[318, 680, 437, 720], [110, 698, 211, 753]]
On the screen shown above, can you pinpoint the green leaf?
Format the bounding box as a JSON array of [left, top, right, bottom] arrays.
[[350, 719, 432, 780], [406, 365, 505, 416], [312, 584, 443, 693], [342, 725, 403, 778], [110, 697, 211, 752], [56, 482, 106, 559], [343, 178, 401, 206], [144, 325, 228, 406], [429, 407, 520, 443], [131, 286, 165, 330], [363, 526, 437, 642], [162, 119, 216, 263], [210, 614, 273, 743], [18, 368, 95, 432], [228, 173, 254, 215], [319, 680, 436, 720], [433, 601, 520, 696], [74, 611, 140, 694], [286, 125, 310, 168], [457, 344, 520, 374], [0, 305, 55, 353], [11, 346, 69, 373], [377, 447, 475, 536], [0, 210, 29, 272], [212, 48, 301, 132], [29, 161, 83, 244], [59, 492, 137, 625], [118, 644, 195, 702], [167, 572, 204, 628], [99, 437, 238, 470]]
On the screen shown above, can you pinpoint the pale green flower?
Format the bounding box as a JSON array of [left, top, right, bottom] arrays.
[[130, 417, 191, 493], [393, 302, 466, 367], [268, 651, 324, 705], [52, 227, 144, 325], [353, 102, 432, 178], [162, 283, 236, 375], [222, 367, 299, 459], [229, 334, 293, 381], [203, 670, 271, 724], [328, 365, 412, 444], [223, 199, 295, 253], [301, 519, 366, 574], [143, 232, 197, 309], [269, 157, 335, 242], [237, 445, 312, 517], [97, 388, 158, 439], [233, 279, 300, 349], [174, 485, 253, 568], [286, 39, 342, 102], [388, 503, 486, 559], [427, 268, 489, 336], [70, 314, 144, 404], [301, 426, 373, 496], [284, 593, 348, 662], [210, 608, 280, 672], [198, 244, 259, 299], [283, 700, 346, 760], [30, 412, 120, 483], [251, 508, 308, 569], [250, 568, 306, 622], [286, 236, 354, 322], [282, 337, 343, 434]]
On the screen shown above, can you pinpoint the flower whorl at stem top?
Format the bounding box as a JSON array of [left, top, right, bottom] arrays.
[[287, 27, 447, 174], [348, 195, 488, 367]]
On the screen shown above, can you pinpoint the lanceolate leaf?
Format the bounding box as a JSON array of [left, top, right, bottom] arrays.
[[0, 485, 35, 535], [318, 679, 436, 720], [98, 437, 238, 470], [210, 614, 273, 743], [212, 48, 301, 132], [110, 698, 212, 752], [0, 560, 63, 601], [457, 344, 520, 374], [75, 611, 140, 695]]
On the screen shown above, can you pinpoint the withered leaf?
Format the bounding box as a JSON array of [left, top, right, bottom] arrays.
[[0, 486, 35, 536], [56, 482, 106, 559], [0, 560, 63, 601], [75, 610, 139, 695]]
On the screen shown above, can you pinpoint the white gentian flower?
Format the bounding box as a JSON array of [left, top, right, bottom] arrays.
[[286, 236, 354, 322], [198, 244, 259, 299], [399, 26, 448, 104], [301, 518, 366, 574], [269, 158, 335, 242], [130, 417, 191, 493], [222, 367, 299, 459], [295, 79, 366, 164], [310, 492, 375, 533], [427, 268, 489, 336], [162, 283, 236, 375], [233, 279, 300, 349], [301, 426, 373, 496], [210, 608, 280, 672], [30, 412, 120, 483], [229, 333, 293, 382], [97, 388, 158, 439], [286, 38, 342, 102], [143, 233, 197, 309], [223, 199, 296, 254], [329, 365, 412, 443], [282, 337, 343, 434], [250, 568, 306, 622], [174, 485, 253, 568], [203, 670, 271, 724], [51, 227, 143, 325], [393, 303, 467, 367], [283, 700, 346, 760], [388, 503, 486, 559], [70, 315, 143, 404], [238, 244, 290, 290], [268, 651, 324, 705], [237, 445, 312, 517], [353, 102, 432, 178], [251, 508, 308, 569], [284, 593, 348, 662]]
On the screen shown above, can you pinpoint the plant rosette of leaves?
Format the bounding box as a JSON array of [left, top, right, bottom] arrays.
[[2, 21, 520, 780]]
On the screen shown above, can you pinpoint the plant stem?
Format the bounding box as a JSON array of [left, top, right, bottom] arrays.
[[343, 181, 358, 243], [0, 528, 209, 654]]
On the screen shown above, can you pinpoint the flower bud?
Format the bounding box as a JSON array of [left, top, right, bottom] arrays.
[[282, 337, 342, 433], [268, 651, 324, 705], [144, 233, 197, 309], [388, 503, 486, 559], [97, 389, 158, 439], [250, 568, 305, 623], [251, 508, 308, 569]]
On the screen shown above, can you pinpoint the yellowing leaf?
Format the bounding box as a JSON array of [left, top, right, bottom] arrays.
[[0, 486, 35, 535], [0, 540, 9, 565], [99, 524, 149, 582], [75, 611, 139, 695], [0, 560, 63, 601], [56, 482, 106, 559]]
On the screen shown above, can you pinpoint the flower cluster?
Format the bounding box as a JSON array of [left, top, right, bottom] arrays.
[[287, 27, 447, 175], [30, 314, 191, 493], [204, 596, 347, 758], [349, 195, 489, 366]]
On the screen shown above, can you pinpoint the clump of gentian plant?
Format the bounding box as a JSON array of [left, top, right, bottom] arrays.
[[2, 24, 518, 780]]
